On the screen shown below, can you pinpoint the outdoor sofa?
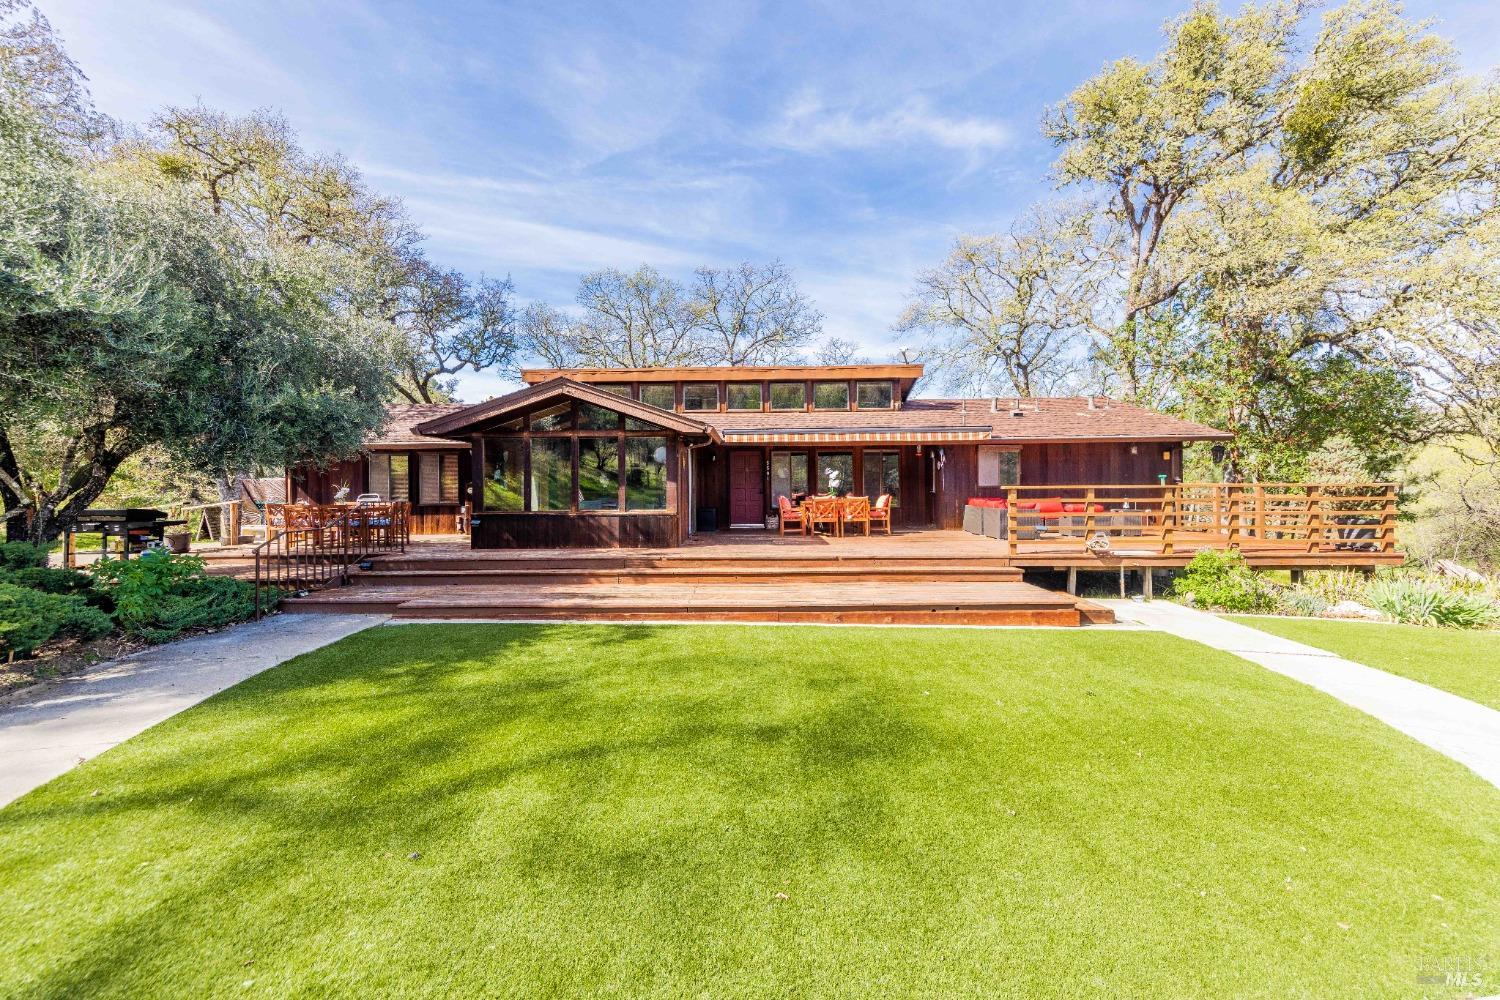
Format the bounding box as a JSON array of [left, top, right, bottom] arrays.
[[962, 498, 1146, 540]]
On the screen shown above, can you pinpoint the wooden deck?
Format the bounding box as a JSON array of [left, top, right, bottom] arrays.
[[280, 530, 1113, 625], [269, 509, 1402, 625]]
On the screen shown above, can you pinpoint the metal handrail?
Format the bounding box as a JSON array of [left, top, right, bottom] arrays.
[[252, 503, 409, 618]]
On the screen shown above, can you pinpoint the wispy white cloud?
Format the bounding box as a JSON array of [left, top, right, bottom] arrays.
[[45, 0, 308, 122], [406, 195, 702, 276], [764, 92, 1012, 154]]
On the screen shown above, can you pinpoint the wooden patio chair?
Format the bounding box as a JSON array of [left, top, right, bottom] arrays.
[[841, 495, 872, 537], [776, 495, 805, 536], [869, 494, 893, 535], [264, 503, 291, 540], [804, 496, 840, 537]]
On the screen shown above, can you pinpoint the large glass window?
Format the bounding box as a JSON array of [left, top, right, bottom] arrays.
[[483, 438, 524, 511], [726, 383, 762, 410], [419, 452, 461, 504], [640, 384, 676, 410], [530, 404, 571, 431], [813, 382, 849, 410], [577, 402, 620, 430], [817, 452, 853, 494], [596, 384, 631, 397], [769, 382, 806, 410], [771, 452, 809, 502], [578, 437, 620, 510], [856, 381, 894, 409], [862, 451, 901, 506], [367, 453, 409, 502], [682, 384, 718, 411], [529, 438, 572, 510], [626, 438, 669, 510], [978, 447, 1020, 487]]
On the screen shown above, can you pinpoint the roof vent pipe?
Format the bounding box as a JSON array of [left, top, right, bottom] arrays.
[[1086, 396, 1097, 410]]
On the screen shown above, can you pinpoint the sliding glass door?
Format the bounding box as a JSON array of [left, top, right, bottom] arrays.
[[770, 452, 809, 502]]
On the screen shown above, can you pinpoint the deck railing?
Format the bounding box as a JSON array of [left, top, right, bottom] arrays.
[[252, 503, 410, 618], [979, 482, 1398, 559]]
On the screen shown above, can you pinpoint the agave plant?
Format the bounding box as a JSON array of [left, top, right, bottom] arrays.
[[1364, 577, 1500, 629]]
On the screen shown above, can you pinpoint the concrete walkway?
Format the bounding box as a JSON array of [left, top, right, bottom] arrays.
[[1105, 599, 1500, 789], [0, 614, 386, 807]]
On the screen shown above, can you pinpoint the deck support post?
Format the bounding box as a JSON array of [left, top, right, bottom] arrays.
[[1307, 491, 1323, 554], [1066, 566, 1077, 596], [1005, 488, 1018, 559], [1142, 568, 1153, 601], [1160, 486, 1176, 556], [1226, 486, 1243, 549], [1290, 569, 1303, 585], [1380, 484, 1397, 553], [1118, 565, 1126, 599]]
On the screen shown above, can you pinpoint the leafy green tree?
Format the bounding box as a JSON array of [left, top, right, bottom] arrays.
[[1044, 0, 1301, 405], [0, 35, 390, 542], [144, 104, 523, 406], [1040, 0, 1499, 478]]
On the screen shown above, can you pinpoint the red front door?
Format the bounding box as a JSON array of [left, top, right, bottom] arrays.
[[729, 450, 764, 527]]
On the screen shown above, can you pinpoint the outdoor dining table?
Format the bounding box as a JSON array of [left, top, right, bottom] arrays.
[[793, 495, 868, 537]]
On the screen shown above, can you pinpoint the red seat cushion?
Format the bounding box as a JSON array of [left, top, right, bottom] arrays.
[[1036, 500, 1065, 513]]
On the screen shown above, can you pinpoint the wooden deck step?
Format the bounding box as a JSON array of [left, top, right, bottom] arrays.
[[356, 564, 1023, 586], [369, 554, 1019, 573], [281, 581, 1107, 626]]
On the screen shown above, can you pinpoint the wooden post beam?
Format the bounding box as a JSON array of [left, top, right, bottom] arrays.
[[1006, 487, 1018, 559]]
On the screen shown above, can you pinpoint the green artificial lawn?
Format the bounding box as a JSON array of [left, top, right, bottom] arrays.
[[3, 624, 1499, 998], [1228, 615, 1500, 712]]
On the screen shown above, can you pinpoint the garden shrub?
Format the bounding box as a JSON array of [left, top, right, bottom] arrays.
[[1297, 570, 1374, 607], [1169, 550, 1278, 614], [89, 552, 258, 643], [0, 583, 113, 658], [0, 541, 49, 570], [0, 566, 111, 608], [1276, 588, 1329, 618], [1365, 577, 1499, 629]]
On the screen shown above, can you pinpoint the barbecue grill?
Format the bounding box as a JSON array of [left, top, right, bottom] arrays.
[[65, 508, 186, 566]]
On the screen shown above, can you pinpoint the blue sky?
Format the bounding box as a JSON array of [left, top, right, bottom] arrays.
[[45, 0, 1500, 402]]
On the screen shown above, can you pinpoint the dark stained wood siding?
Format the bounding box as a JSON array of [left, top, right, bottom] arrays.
[[290, 451, 472, 534], [692, 446, 729, 531], [288, 460, 364, 504], [692, 444, 932, 531], [932, 442, 1184, 529], [1023, 442, 1180, 486], [472, 512, 677, 548]]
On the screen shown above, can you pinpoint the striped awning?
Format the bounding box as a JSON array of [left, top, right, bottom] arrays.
[[719, 427, 995, 445]]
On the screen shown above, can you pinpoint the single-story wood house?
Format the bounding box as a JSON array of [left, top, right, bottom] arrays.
[[287, 364, 1233, 548]]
